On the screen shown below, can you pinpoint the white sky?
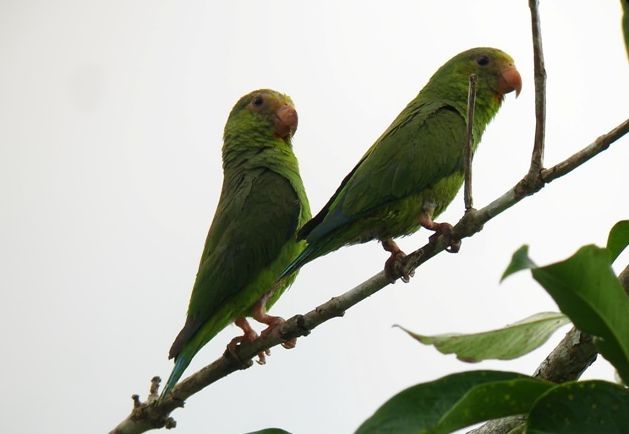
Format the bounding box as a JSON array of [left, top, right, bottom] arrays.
[[1, 1, 628, 434]]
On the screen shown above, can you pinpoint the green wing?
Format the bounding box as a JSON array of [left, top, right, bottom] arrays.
[[169, 168, 301, 358], [304, 101, 466, 244]]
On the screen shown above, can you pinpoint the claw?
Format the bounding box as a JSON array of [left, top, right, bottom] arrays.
[[229, 317, 268, 364], [252, 293, 295, 350], [382, 239, 414, 283], [420, 212, 461, 253]]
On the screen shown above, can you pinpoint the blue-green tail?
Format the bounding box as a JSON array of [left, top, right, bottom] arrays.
[[278, 245, 316, 282], [159, 355, 191, 401]]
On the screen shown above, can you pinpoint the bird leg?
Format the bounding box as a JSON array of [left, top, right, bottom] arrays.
[[252, 292, 297, 350], [382, 238, 413, 283], [419, 211, 461, 253], [227, 316, 270, 365]]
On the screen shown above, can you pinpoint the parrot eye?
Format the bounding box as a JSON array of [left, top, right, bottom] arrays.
[[476, 55, 490, 66], [252, 96, 264, 107]]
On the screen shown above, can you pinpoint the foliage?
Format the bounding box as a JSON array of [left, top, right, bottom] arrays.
[[356, 220, 629, 434]]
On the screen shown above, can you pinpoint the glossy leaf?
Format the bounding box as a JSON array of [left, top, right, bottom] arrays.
[[531, 245, 629, 384], [527, 380, 629, 434], [502, 243, 629, 384], [355, 371, 552, 434], [606, 220, 629, 262]]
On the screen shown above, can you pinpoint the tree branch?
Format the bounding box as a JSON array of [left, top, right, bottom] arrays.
[[528, 0, 546, 175], [464, 74, 478, 212], [109, 0, 628, 428], [109, 117, 628, 434]]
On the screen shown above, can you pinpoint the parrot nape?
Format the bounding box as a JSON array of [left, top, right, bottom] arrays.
[[280, 47, 521, 283], [161, 89, 311, 399]]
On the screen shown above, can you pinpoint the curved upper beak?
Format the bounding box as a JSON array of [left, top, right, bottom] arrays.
[[499, 65, 522, 97], [274, 104, 298, 139]]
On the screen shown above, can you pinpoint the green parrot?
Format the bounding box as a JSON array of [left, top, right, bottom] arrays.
[[161, 89, 311, 399], [280, 47, 521, 283]]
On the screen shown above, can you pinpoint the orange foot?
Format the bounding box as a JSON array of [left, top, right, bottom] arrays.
[[227, 317, 270, 365], [420, 213, 461, 253], [382, 238, 414, 283], [253, 293, 296, 349]]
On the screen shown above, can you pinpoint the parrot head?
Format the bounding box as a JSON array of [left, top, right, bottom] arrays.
[[425, 47, 522, 104], [224, 89, 298, 146]]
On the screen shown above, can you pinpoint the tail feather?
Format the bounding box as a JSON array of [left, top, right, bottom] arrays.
[[278, 245, 318, 281], [160, 354, 191, 401]]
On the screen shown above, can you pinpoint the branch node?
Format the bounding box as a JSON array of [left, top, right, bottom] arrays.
[[164, 417, 177, 429], [132, 394, 142, 409], [147, 376, 161, 404], [223, 346, 254, 370], [455, 208, 483, 238], [293, 314, 311, 336]]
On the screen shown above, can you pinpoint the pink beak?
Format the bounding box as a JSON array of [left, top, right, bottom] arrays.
[[499, 65, 522, 97], [274, 104, 298, 139]]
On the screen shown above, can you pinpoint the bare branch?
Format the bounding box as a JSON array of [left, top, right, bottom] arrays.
[[533, 328, 597, 382], [464, 74, 478, 212], [528, 0, 547, 174], [109, 115, 628, 434], [109, 0, 627, 427], [541, 118, 629, 182]]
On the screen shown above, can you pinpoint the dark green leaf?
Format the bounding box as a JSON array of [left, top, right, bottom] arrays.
[[399, 312, 570, 362], [430, 377, 552, 434], [532, 245, 629, 383], [502, 245, 536, 281], [606, 220, 629, 262], [355, 371, 552, 434], [527, 380, 629, 434]]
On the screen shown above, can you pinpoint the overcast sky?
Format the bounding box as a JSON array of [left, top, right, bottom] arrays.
[[1, 1, 628, 434]]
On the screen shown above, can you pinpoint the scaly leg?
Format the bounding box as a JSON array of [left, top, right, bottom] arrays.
[[419, 210, 461, 253], [382, 238, 413, 283], [253, 292, 296, 350], [227, 317, 270, 365]]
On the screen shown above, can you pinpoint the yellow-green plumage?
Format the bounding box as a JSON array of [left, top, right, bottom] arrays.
[[281, 47, 521, 278], [162, 89, 310, 398]]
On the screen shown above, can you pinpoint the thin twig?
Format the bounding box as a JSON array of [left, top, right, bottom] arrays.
[[464, 74, 478, 211], [528, 0, 546, 175], [541, 119, 629, 182], [109, 118, 628, 434]]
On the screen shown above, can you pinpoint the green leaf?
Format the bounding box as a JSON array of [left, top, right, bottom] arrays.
[[399, 312, 570, 362], [532, 245, 629, 384], [355, 371, 552, 434], [430, 378, 552, 434], [527, 380, 629, 434], [245, 430, 292, 434], [501, 245, 536, 281], [607, 220, 629, 262]]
